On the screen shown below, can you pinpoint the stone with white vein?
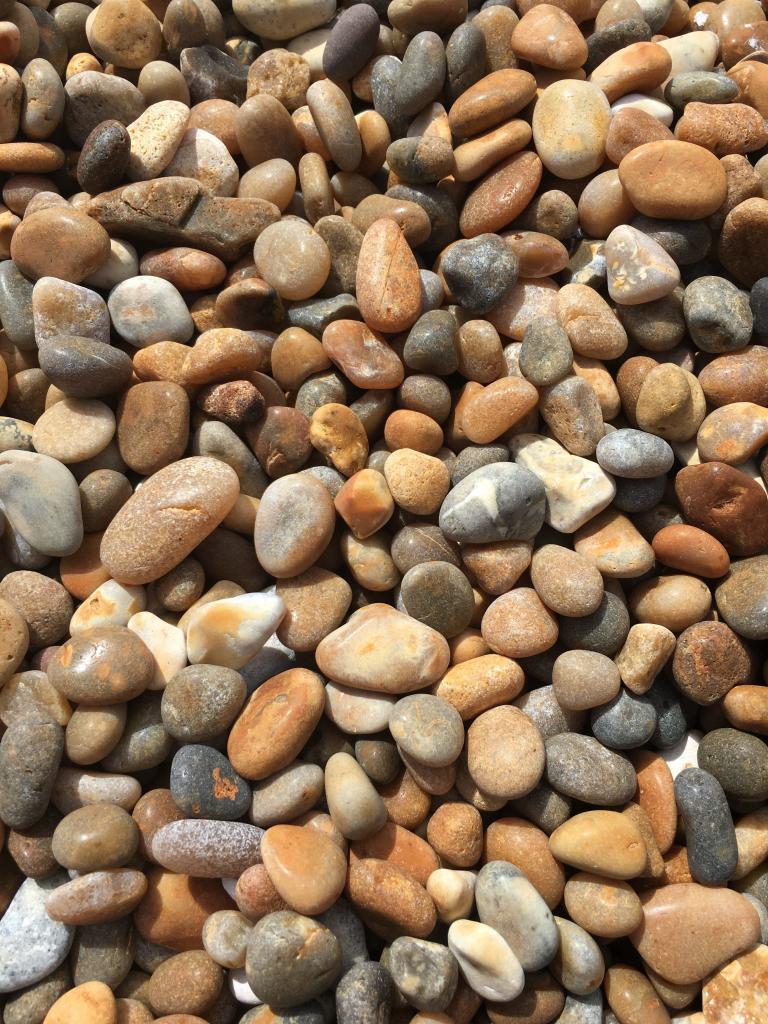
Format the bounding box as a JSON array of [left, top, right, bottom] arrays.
[[447, 919, 524, 1002]]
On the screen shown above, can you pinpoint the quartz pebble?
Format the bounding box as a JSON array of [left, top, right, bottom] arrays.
[[0, 0, 762, 1016]]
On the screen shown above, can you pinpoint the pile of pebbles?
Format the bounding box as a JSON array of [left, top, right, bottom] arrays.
[[0, 0, 768, 1021]]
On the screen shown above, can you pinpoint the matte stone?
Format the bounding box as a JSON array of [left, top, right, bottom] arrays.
[[558, 592, 631, 657], [441, 234, 518, 314], [0, 718, 63, 828], [180, 45, 248, 104], [0, 874, 74, 993], [545, 734, 637, 805], [475, 860, 559, 972], [386, 937, 458, 1012], [335, 961, 394, 1024], [698, 728, 768, 802], [245, 911, 342, 1009], [674, 767, 738, 885], [439, 462, 546, 544], [591, 689, 657, 750], [76, 119, 131, 195]]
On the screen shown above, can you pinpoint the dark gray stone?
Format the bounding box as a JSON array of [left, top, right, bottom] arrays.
[[596, 429, 673, 479], [317, 897, 369, 973], [750, 276, 768, 336], [613, 475, 667, 514], [590, 688, 657, 750], [71, 917, 134, 988], [441, 234, 518, 314], [403, 309, 459, 374], [647, 677, 689, 749], [617, 288, 686, 351], [558, 591, 630, 657], [698, 728, 768, 802], [0, 719, 63, 829], [371, 55, 407, 137], [170, 743, 251, 820], [631, 217, 712, 266], [519, 318, 573, 386], [665, 70, 739, 109], [0, 260, 34, 350], [545, 734, 637, 805], [446, 21, 486, 102], [399, 561, 475, 638], [354, 738, 401, 785], [2, 962, 70, 1024], [180, 45, 248, 104], [336, 961, 394, 1024], [451, 444, 509, 484], [515, 685, 586, 741], [101, 692, 173, 773], [38, 336, 133, 398], [387, 183, 459, 251], [674, 767, 738, 885], [286, 294, 361, 336], [439, 462, 546, 544], [323, 4, 381, 81], [683, 275, 753, 352], [511, 782, 572, 835], [395, 31, 446, 117], [585, 19, 652, 73]]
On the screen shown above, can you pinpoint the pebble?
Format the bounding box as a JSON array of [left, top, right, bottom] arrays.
[[244, 911, 341, 1008], [11, 207, 110, 283], [151, 820, 263, 878], [545, 735, 637, 806], [0, 874, 74, 993], [475, 861, 559, 972], [631, 883, 760, 984], [439, 462, 546, 544], [674, 767, 738, 885], [386, 936, 458, 1011]]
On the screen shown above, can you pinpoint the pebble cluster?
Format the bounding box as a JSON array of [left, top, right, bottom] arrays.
[[0, 0, 767, 1021]]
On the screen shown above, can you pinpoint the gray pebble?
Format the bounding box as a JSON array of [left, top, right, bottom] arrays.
[[632, 217, 711, 266], [286, 294, 361, 335], [101, 692, 173, 773], [439, 462, 546, 544], [715, 555, 768, 640], [647, 678, 689, 750], [389, 693, 465, 767], [636, 0, 674, 30], [674, 766, 738, 885], [698, 727, 768, 802], [170, 743, 250, 820], [683, 275, 753, 352], [388, 183, 459, 252], [419, 269, 445, 312], [245, 911, 342, 1008], [323, 5, 381, 81], [108, 275, 193, 348], [371, 55, 407, 137], [386, 937, 458, 1012], [585, 19, 651, 74], [395, 32, 446, 117], [37, 336, 133, 399], [590, 688, 657, 750], [545, 734, 637, 805], [0, 875, 74, 994], [515, 685, 586, 740], [446, 21, 486, 103], [180, 45, 248, 105], [399, 561, 475, 638], [403, 309, 459, 375], [475, 861, 559, 971], [451, 444, 509, 485], [295, 370, 347, 418], [71, 916, 134, 988], [511, 782, 573, 835], [750, 276, 768, 335], [665, 70, 739, 109], [558, 591, 630, 657], [336, 961, 394, 1024], [595, 429, 673, 479], [1, 962, 70, 1024], [613, 475, 667, 514], [519, 318, 573, 386], [441, 234, 518, 314], [317, 897, 369, 973], [250, 761, 324, 828], [617, 288, 686, 351], [0, 719, 63, 829], [0, 260, 34, 350], [300, 465, 346, 498], [734, 863, 768, 906]]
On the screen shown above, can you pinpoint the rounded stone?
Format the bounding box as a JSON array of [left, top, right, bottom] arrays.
[[549, 810, 646, 880], [674, 767, 738, 885], [48, 625, 154, 705], [51, 804, 138, 873], [474, 860, 559, 972], [386, 936, 458, 1012], [170, 744, 250, 821], [545, 734, 637, 806], [389, 694, 464, 769], [530, 545, 604, 618], [261, 824, 347, 916], [147, 950, 223, 1018], [77, 119, 131, 195], [467, 705, 545, 800], [590, 688, 658, 750], [244, 911, 342, 1008], [399, 561, 474, 639], [439, 463, 546, 545], [254, 474, 335, 579], [108, 276, 194, 349], [10, 207, 110, 283]]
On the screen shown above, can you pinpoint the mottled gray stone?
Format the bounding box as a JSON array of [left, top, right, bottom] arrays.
[[674, 766, 738, 885], [386, 937, 458, 1012], [591, 688, 657, 750], [596, 429, 674, 479], [245, 911, 342, 1009], [475, 861, 559, 971], [0, 875, 74, 993], [683, 275, 753, 352], [439, 462, 546, 544], [545, 734, 637, 805]]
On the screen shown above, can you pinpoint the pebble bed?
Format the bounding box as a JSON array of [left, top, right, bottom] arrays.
[[0, 0, 767, 1022]]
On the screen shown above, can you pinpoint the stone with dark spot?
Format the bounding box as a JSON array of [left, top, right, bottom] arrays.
[[0, 719, 63, 828], [169, 743, 250, 821], [38, 336, 133, 399], [180, 45, 248, 104]]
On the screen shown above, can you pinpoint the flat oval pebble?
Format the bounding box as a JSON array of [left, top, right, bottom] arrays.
[[151, 819, 264, 878], [475, 861, 559, 972], [545, 735, 637, 806]]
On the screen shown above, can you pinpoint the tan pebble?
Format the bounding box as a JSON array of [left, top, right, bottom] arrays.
[[604, 963, 672, 1024], [564, 873, 643, 938], [448, 69, 537, 138], [322, 319, 404, 388], [466, 705, 545, 799], [433, 654, 525, 720], [261, 824, 347, 915], [481, 588, 559, 658], [309, 403, 368, 476], [350, 821, 439, 886], [383, 448, 451, 515], [618, 139, 727, 218], [530, 543, 604, 617], [552, 650, 621, 711], [589, 42, 672, 102], [275, 568, 352, 653], [575, 508, 655, 578], [614, 623, 676, 694], [549, 811, 647, 879], [44, 981, 117, 1024], [485, 817, 566, 909], [146, 950, 222, 1017], [461, 378, 539, 444], [379, 768, 432, 830], [334, 468, 393, 539], [723, 685, 768, 735], [512, 5, 588, 69], [345, 857, 436, 940], [631, 749, 679, 855], [628, 574, 712, 633]]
